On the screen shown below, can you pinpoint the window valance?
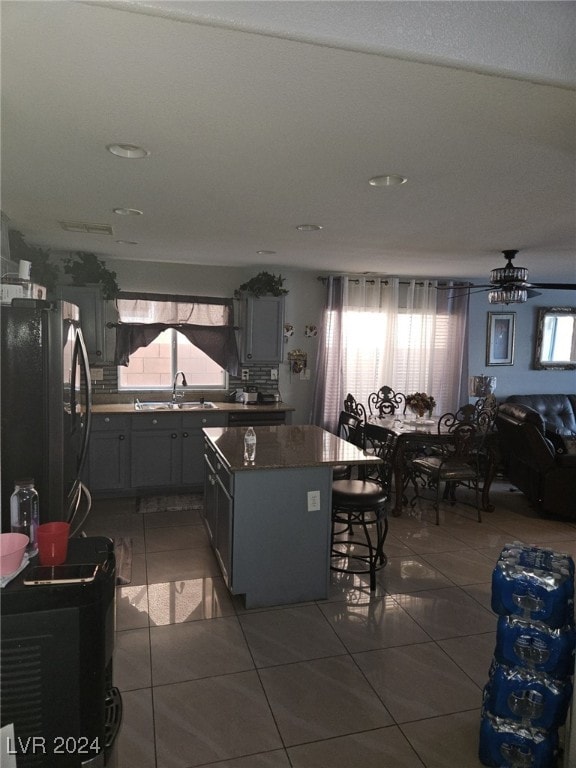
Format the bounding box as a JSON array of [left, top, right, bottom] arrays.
[[114, 292, 239, 375]]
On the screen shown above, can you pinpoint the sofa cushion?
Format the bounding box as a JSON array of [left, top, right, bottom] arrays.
[[505, 394, 576, 434]]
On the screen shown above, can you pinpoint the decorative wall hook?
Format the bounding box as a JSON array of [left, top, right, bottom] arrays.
[[287, 348, 307, 374]]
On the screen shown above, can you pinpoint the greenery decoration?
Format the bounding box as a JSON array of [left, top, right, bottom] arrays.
[[234, 271, 288, 299], [8, 230, 60, 293], [63, 252, 121, 299]]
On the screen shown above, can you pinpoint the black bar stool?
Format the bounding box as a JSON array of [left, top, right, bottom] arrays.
[[331, 423, 392, 591]]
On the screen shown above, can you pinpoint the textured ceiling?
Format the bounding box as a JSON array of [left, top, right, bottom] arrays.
[[2, 1, 575, 282]]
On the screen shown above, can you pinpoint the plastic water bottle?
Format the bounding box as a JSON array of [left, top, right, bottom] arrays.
[[244, 426, 256, 462], [10, 478, 39, 556]]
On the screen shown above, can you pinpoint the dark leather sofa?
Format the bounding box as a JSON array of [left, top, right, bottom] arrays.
[[495, 394, 576, 519]]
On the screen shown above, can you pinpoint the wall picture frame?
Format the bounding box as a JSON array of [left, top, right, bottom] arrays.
[[486, 312, 515, 366]]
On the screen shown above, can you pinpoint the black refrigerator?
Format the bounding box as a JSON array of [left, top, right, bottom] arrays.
[[1, 298, 92, 530]]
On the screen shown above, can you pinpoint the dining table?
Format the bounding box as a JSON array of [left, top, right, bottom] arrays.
[[367, 413, 497, 517]]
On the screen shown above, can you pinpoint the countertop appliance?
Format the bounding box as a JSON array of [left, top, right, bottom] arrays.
[[259, 391, 281, 404], [233, 387, 258, 404], [1, 299, 92, 530], [0, 536, 121, 767]]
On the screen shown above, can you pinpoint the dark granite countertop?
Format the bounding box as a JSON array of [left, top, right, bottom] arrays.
[[203, 424, 382, 471]]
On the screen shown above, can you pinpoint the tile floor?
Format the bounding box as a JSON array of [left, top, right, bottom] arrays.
[[82, 482, 576, 768]]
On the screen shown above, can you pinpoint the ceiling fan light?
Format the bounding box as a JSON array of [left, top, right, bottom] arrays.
[[490, 265, 528, 284], [488, 287, 528, 305]]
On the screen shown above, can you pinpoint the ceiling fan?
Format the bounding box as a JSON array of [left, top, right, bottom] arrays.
[[445, 250, 576, 305]]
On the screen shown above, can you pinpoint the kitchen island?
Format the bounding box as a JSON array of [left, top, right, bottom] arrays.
[[203, 424, 382, 608]]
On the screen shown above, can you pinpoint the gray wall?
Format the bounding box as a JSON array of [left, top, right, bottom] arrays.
[[95, 258, 326, 425], [468, 288, 576, 400], [70, 254, 575, 420]]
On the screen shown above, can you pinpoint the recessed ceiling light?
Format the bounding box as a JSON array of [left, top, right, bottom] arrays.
[[116, 240, 138, 245], [368, 174, 407, 187], [257, 250, 276, 255], [106, 143, 149, 159], [113, 207, 143, 216], [296, 224, 323, 231]]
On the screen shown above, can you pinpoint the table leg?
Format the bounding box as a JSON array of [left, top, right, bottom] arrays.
[[481, 449, 496, 512], [391, 444, 406, 517]]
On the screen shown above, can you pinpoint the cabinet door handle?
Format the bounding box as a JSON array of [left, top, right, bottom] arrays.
[[152, 418, 158, 425], [104, 417, 110, 423], [202, 418, 207, 424], [216, 461, 221, 470], [182, 432, 189, 438], [171, 433, 178, 439], [119, 434, 126, 440], [96, 350, 102, 357], [209, 474, 216, 485]]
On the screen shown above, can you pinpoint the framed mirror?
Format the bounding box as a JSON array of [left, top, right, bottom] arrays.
[[534, 306, 576, 370]]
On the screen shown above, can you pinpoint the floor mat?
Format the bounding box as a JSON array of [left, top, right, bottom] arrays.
[[136, 493, 204, 514], [114, 537, 132, 585]]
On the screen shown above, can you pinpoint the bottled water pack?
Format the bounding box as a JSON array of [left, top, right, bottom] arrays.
[[491, 544, 575, 628], [483, 661, 572, 730], [494, 615, 575, 678], [479, 709, 559, 768]]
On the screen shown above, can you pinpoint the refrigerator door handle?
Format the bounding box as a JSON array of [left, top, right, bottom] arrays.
[[74, 327, 92, 478], [67, 328, 92, 523]]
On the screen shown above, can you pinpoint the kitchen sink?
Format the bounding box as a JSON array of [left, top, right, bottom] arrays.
[[134, 401, 174, 411], [178, 401, 216, 410], [134, 400, 216, 411]]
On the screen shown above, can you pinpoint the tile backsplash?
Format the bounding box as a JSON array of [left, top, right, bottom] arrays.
[[91, 362, 280, 401]]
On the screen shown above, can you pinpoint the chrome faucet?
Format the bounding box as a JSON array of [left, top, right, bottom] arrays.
[[172, 371, 188, 404]]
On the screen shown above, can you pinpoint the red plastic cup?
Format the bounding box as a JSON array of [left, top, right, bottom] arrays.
[[37, 522, 70, 566]]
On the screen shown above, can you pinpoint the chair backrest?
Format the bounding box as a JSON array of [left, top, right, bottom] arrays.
[[343, 393, 366, 420], [437, 411, 479, 461], [362, 421, 396, 490], [454, 399, 497, 436], [367, 386, 406, 416], [336, 410, 364, 448], [453, 403, 477, 423], [475, 394, 499, 430]]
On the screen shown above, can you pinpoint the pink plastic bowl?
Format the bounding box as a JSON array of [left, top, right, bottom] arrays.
[[0, 532, 29, 575]]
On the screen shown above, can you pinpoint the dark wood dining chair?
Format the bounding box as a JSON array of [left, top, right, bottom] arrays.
[[343, 393, 367, 420], [409, 410, 483, 525], [332, 410, 364, 481], [367, 386, 406, 416]]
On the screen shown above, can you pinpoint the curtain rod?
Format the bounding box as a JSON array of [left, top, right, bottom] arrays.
[[316, 276, 471, 286]]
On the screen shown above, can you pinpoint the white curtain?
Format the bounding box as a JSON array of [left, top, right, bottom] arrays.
[[312, 276, 469, 432]]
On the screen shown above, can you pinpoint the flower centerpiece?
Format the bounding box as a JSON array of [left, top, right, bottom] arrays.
[[406, 392, 436, 418]]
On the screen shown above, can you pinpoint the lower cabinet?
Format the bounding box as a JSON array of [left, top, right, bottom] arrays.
[[130, 413, 182, 489], [86, 409, 228, 495], [86, 414, 130, 492], [182, 412, 227, 486], [203, 447, 233, 586]]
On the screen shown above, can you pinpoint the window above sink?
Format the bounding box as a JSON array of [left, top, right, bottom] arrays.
[[119, 328, 227, 392]]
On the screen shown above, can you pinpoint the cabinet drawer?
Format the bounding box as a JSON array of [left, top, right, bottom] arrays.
[[204, 440, 233, 495], [182, 412, 227, 429], [131, 413, 181, 430], [91, 413, 130, 431]]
